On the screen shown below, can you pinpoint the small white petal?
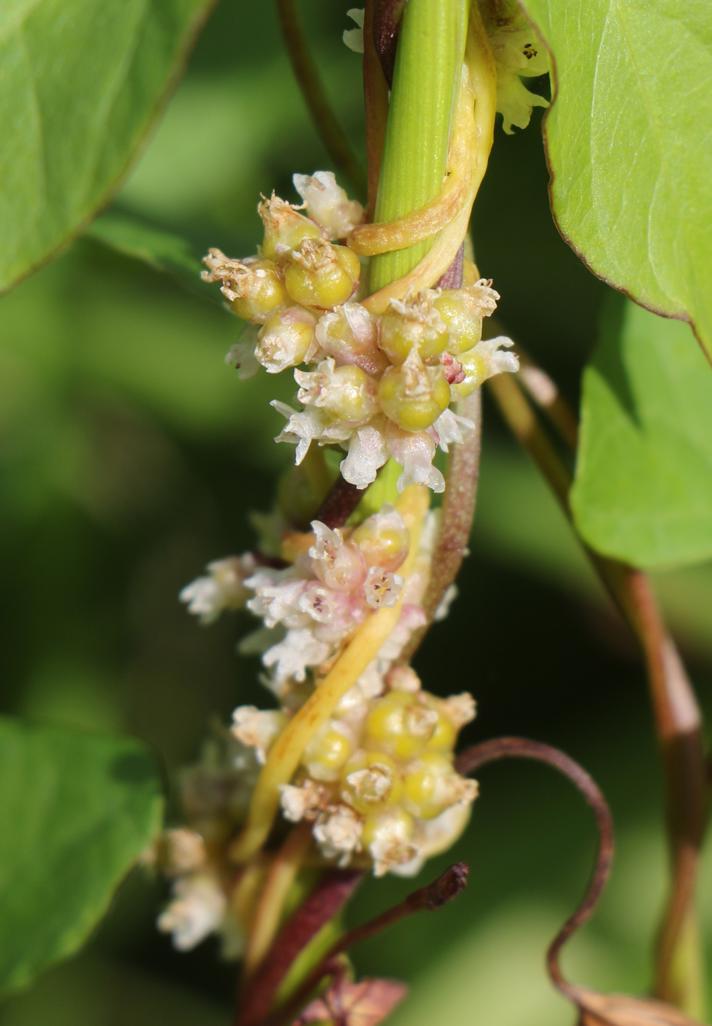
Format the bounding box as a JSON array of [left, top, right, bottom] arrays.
[[341, 425, 388, 489], [225, 336, 259, 381], [293, 171, 364, 239], [157, 873, 226, 951]]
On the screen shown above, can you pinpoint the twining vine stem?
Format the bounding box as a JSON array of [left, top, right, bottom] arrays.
[[487, 369, 708, 1016], [456, 737, 615, 999]]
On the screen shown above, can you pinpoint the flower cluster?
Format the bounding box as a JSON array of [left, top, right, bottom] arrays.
[[274, 666, 477, 877], [203, 172, 518, 493], [181, 506, 420, 698], [174, 501, 479, 890], [153, 731, 261, 953]]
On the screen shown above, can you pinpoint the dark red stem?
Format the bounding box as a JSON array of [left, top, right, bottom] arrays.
[[267, 862, 469, 1026], [237, 870, 363, 1026]]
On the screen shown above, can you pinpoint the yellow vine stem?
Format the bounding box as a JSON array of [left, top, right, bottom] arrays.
[[349, 77, 476, 256], [231, 485, 430, 863], [362, 7, 496, 314], [243, 824, 313, 976]]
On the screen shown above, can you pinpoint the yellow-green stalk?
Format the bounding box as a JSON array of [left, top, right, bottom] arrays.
[[369, 0, 469, 291]]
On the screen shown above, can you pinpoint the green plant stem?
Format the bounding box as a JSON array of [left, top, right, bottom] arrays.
[[276, 0, 366, 197], [487, 371, 708, 1018], [368, 0, 468, 290]]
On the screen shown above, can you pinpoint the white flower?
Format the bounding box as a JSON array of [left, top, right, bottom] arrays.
[[387, 665, 422, 693], [180, 555, 257, 624], [281, 780, 328, 822], [443, 692, 477, 728], [363, 567, 403, 609], [225, 334, 260, 379], [293, 171, 364, 240], [340, 424, 389, 489], [313, 805, 363, 864], [158, 873, 226, 951], [272, 400, 351, 465], [309, 521, 366, 592], [342, 8, 365, 54], [386, 424, 444, 492], [315, 303, 383, 375], [365, 812, 419, 878], [231, 706, 285, 764], [246, 568, 309, 630], [432, 409, 474, 451], [296, 358, 378, 428], [475, 336, 519, 378], [255, 307, 317, 373], [262, 627, 332, 683]]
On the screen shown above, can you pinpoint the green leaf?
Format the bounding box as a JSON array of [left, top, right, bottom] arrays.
[[520, 0, 712, 358], [0, 717, 164, 995], [85, 211, 218, 302], [0, 0, 214, 293], [571, 297, 712, 569]]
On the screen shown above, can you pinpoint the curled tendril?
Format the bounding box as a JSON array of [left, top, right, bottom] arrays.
[[455, 736, 615, 999]]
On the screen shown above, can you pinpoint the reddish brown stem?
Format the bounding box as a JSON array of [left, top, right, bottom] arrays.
[[456, 737, 614, 997], [238, 870, 363, 1026], [311, 477, 364, 529], [364, 1, 390, 215], [614, 571, 708, 1004], [487, 369, 708, 1009], [268, 863, 469, 1026], [372, 0, 406, 85], [276, 0, 365, 196]]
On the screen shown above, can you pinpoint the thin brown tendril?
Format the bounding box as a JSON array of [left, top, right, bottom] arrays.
[[276, 0, 366, 196], [455, 737, 614, 998]]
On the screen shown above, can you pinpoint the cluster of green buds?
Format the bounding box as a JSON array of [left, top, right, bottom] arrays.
[[203, 172, 518, 493], [275, 666, 477, 877]]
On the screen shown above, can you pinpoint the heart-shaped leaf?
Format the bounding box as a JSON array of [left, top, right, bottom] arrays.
[[571, 297, 712, 569], [0, 0, 214, 292], [0, 717, 164, 995], [521, 0, 712, 358]]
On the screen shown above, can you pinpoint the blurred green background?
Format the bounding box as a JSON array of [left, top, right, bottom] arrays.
[[1, 3, 711, 1024]]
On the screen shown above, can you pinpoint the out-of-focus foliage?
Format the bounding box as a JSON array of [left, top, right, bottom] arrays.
[[1, 2, 711, 1024], [572, 297, 712, 569], [521, 0, 712, 359], [86, 213, 215, 304], [0, 0, 213, 291], [0, 718, 162, 995]]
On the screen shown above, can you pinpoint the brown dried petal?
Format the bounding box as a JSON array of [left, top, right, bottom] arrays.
[[573, 987, 703, 1026], [295, 977, 408, 1026]]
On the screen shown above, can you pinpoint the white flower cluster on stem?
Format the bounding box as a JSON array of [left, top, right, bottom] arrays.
[[157, 157, 522, 949], [202, 173, 518, 494]]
